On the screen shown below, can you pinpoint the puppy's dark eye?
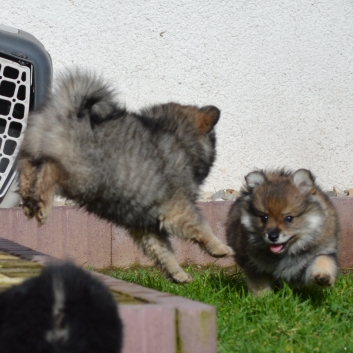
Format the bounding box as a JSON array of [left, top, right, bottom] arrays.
[[260, 215, 268, 224], [284, 216, 294, 223]]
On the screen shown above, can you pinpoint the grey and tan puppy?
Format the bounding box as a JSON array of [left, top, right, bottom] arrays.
[[17, 70, 234, 284], [226, 169, 340, 295]]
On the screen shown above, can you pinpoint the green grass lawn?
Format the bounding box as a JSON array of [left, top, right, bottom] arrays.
[[104, 266, 353, 353]]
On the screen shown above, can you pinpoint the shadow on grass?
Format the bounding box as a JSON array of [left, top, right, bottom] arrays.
[[104, 264, 340, 309], [187, 265, 248, 291], [200, 266, 335, 307], [292, 286, 329, 306]]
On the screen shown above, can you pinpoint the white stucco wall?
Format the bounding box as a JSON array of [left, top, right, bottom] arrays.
[[2, 0, 353, 192]]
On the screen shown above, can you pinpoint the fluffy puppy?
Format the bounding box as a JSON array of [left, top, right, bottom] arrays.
[[17, 70, 234, 284], [0, 263, 123, 353], [226, 169, 340, 295]]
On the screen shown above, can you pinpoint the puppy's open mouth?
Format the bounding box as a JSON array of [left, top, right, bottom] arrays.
[[269, 242, 287, 254]]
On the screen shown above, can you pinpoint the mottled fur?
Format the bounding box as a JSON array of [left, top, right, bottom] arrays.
[[0, 263, 123, 353], [226, 169, 340, 295], [17, 70, 233, 283]]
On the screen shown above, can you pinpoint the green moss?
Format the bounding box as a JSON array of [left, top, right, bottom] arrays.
[[175, 310, 185, 353], [110, 289, 147, 305], [197, 310, 213, 345]]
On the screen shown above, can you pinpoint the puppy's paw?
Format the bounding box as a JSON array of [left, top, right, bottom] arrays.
[[169, 270, 193, 284], [307, 255, 337, 287], [34, 201, 51, 225], [313, 272, 335, 286], [252, 288, 273, 297], [21, 198, 38, 220], [23, 206, 34, 219], [208, 244, 235, 258]]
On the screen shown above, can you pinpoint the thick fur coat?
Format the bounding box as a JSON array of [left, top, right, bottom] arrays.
[[226, 169, 340, 295], [0, 263, 123, 353], [17, 71, 233, 283]]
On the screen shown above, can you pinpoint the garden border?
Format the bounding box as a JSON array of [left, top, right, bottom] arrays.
[[0, 237, 216, 353], [0, 198, 352, 269]]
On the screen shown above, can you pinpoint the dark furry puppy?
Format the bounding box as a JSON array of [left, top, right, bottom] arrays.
[[226, 169, 340, 295], [17, 70, 234, 283], [0, 263, 123, 353]]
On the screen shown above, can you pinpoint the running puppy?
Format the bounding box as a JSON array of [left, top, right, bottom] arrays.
[[17, 70, 234, 284], [0, 263, 123, 353], [226, 169, 340, 295]]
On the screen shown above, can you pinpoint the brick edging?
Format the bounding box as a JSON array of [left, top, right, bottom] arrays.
[[0, 237, 217, 353], [0, 198, 352, 269]]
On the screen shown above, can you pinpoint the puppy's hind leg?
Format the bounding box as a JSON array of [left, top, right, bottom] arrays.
[[245, 272, 275, 296], [160, 198, 234, 258], [130, 230, 193, 284], [18, 158, 62, 224], [32, 161, 63, 224], [17, 157, 41, 219]]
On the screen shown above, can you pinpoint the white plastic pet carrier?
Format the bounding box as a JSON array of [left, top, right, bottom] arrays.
[[0, 24, 52, 207]]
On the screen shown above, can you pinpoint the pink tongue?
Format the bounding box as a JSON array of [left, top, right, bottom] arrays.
[[270, 244, 283, 253]]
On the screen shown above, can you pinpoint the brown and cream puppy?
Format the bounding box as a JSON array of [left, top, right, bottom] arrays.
[[226, 169, 340, 295]]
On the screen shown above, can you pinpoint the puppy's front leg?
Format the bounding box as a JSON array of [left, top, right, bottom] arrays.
[[130, 230, 193, 284], [305, 254, 338, 287], [160, 198, 234, 258]]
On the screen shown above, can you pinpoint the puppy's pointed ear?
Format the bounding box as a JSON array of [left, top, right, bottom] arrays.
[[195, 105, 220, 134], [245, 171, 266, 189], [293, 169, 315, 194]]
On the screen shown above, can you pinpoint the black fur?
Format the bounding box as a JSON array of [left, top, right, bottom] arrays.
[[0, 263, 123, 353]]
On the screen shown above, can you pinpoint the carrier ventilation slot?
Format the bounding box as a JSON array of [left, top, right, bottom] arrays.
[[0, 57, 30, 192]]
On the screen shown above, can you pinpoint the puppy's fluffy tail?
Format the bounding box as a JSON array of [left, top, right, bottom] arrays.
[[19, 70, 119, 164]]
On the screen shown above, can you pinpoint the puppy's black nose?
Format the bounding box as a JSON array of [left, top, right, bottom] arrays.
[[268, 229, 279, 242]]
